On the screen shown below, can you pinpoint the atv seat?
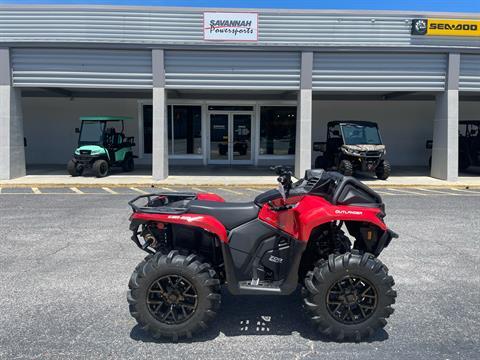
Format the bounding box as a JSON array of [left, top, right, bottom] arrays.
[[188, 200, 259, 230]]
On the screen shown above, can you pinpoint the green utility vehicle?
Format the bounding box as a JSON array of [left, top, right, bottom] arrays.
[[67, 116, 136, 178]]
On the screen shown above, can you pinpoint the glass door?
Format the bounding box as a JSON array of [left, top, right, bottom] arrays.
[[208, 112, 253, 164], [231, 114, 252, 163], [209, 113, 229, 163]]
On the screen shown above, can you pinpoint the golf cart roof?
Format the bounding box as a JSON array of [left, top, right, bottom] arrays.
[[328, 121, 378, 127], [80, 116, 132, 122]]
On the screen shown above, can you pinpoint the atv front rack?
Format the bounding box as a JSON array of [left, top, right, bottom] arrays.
[[128, 192, 197, 214]]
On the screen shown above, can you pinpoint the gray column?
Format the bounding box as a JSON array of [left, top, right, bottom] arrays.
[[152, 49, 168, 180], [0, 48, 26, 180], [295, 52, 313, 178], [431, 53, 459, 181]]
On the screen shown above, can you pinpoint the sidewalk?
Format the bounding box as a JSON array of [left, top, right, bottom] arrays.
[[1, 165, 479, 188]]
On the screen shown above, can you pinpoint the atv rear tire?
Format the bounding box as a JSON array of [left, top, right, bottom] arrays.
[[338, 160, 353, 176], [302, 251, 396, 342], [375, 160, 391, 180], [128, 251, 221, 341], [315, 156, 327, 169], [122, 155, 135, 172], [93, 159, 109, 178], [67, 159, 82, 177]]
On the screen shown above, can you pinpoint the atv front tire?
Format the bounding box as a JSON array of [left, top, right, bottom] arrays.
[[93, 159, 109, 177], [375, 160, 391, 180], [338, 159, 353, 176], [128, 251, 221, 341], [303, 251, 396, 342], [67, 160, 82, 176]]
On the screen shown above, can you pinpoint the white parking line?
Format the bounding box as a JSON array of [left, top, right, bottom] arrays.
[[0, 187, 2, 194], [70, 187, 84, 194], [31, 187, 41, 194], [191, 187, 204, 192], [160, 187, 176, 192], [102, 187, 118, 195], [374, 190, 398, 196], [414, 187, 459, 195], [387, 188, 428, 196], [450, 188, 480, 194], [130, 187, 148, 194], [219, 188, 243, 195]]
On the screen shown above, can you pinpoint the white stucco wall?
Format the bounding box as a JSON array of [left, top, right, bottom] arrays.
[[22, 97, 140, 164], [312, 100, 436, 166]]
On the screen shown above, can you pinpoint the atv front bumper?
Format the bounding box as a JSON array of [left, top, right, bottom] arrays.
[[375, 228, 398, 256]]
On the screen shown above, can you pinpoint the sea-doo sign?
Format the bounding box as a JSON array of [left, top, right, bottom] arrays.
[[412, 18, 480, 37], [204, 12, 258, 41]]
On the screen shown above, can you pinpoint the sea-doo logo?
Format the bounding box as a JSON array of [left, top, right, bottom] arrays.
[[204, 12, 258, 41], [335, 210, 363, 216], [412, 18, 480, 37], [412, 19, 428, 35]]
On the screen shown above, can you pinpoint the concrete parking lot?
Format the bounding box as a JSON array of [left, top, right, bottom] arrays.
[[0, 186, 479, 359]]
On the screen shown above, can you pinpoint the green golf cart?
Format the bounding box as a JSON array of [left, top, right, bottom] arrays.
[[67, 116, 136, 178]]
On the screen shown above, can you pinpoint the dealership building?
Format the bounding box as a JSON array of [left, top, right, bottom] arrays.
[[1, 5, 480, 181]]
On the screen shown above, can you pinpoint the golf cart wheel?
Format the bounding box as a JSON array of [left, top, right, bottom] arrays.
[[375, 160, 391, 180], [128, 250, 221, 341], [122, 156, 135, 172], [67, 159, 82, 177], [93, 159, 109, 178], [338, 160, 353, 176], [315, 156, 327, 169], [302, 251, 396, 342]]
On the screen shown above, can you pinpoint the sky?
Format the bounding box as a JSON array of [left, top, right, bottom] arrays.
[[0, 0, 479, 13]]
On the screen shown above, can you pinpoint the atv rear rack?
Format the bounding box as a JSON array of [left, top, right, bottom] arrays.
[[128, 192, 197, 214]]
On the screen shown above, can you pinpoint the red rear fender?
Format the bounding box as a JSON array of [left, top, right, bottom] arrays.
[[131, 212, 228, 243]]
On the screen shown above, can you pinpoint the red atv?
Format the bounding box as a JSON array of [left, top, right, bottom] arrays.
[[127, 167, 398, 342]]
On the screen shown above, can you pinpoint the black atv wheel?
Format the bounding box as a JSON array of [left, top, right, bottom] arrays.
[[302, 251, 396, 342], [128, 251, 221, 341], [93, 159, 109, 178], [375, 160, 391, 180], [122, 155, 135, 172], [315, 156, 327, 169], [338, 160, 353, 176], [67, 159, 82, 177]]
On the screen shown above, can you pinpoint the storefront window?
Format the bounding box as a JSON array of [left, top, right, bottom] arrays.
[[143, 105, 202, 155], [259, 106, 296, 156], [171, 106, 202, 155]]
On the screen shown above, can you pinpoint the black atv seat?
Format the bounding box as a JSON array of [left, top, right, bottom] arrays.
[[188, 200, 259, 230]]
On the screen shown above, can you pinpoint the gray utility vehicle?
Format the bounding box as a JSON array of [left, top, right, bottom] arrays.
[[426, 120, 480, 171], [314, 121, 391, 180]]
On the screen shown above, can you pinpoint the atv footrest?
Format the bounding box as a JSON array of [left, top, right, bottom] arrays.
[[238, 281, 282, 293]]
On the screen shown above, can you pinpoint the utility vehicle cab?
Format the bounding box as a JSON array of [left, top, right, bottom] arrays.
[[426, 120, 480, 171], [314, 121, 391, 180], [67, 116, 136, 178]]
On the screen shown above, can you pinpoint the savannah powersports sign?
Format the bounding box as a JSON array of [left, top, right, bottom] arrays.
[[412, 18, 480, 37], [203, 12, 258, 41]]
